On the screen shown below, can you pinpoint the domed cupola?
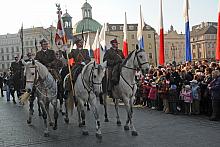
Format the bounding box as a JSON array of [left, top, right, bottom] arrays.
[[73, 0, 102, 34]]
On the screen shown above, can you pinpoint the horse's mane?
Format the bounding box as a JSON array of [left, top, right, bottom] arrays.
[[122, 50, 136, 66]]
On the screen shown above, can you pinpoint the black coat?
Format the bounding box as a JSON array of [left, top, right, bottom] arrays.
[[35, 49, 56, 67], [210, 76, 220, 101]]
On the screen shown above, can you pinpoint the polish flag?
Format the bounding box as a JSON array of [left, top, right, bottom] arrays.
[[92, 29, 100, 63], [216, 0, 220, 60], [159, 0, 165, 65], [55, 8, 67, 50], [123, 12, 128, 57]]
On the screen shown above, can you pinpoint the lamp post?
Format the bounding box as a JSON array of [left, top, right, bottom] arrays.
[[171, 43, 177, 66]]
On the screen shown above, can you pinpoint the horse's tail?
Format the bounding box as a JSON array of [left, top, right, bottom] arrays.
[[67, 91, 74, 115]]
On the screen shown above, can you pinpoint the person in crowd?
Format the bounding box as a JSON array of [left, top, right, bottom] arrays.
[[208, 70, 220, 121], [190, 79, 201, 115], [181, 85, 193, 115], [10, 55, 24, 99], [0, 73, 4, 97]]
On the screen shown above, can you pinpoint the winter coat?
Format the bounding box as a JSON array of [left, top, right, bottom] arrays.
[[209, 76, 220, 101]]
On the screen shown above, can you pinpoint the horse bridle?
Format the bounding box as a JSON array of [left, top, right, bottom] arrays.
[[120, 50, 148, 94], [122, 49, 149, 71], [26, 65, 39, 89], [81, 62, 102, 94]]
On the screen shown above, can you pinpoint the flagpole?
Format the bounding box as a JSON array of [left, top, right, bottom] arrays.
[[56, 4, 75, 110], [20, 23, 24, 59]]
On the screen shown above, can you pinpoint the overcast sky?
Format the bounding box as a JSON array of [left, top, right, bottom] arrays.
[[0, 0, 218, 35]]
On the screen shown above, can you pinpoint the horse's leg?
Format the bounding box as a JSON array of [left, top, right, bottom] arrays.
[[78, 100, 89, 135], [37, 98, 42, 116], [27, 95, 35, 124], [89, 95, 102, 139], [114, 98, 121, 126], [45, 101, 53, 126], [123, 98, 130, 131], [64, 98, 69, 124], [51, 99, 58, 130], [103, 93, 109, 122], [125, 97, 138, 136], [38, 100, 49, 137]]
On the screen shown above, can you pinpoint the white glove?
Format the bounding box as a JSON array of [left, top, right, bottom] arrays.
[[81, 62, 86, 65]]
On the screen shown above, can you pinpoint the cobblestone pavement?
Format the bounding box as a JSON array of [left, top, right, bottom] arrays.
[[0, 93, 220, 147]]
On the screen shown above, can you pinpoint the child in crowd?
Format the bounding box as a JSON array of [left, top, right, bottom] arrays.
[[180, 85, 193, 115], [190, 80, 201, 115], [148, 82, 157, 109]]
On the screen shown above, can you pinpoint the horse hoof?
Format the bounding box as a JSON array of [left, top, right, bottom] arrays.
[[38, 113, 42, 116], [82, 131, 89, 136], [27, 119, 31, 124], [64, 118, 69, 124], [117, 121, 121, 126], [49, 122, 54, 126], [44, 132, 49, 137], [61, 112, 66, 116], [124, 125, 129, 131], [96, 133, 102, 139], [53, 125, 57, 130], [104, 118, 109, 122], [131, 131, 138, 136]]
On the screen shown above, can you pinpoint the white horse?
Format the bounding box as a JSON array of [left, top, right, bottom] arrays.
[[102, 48, 149, 136], [24, 60, 58, 137], [64, 61, 106, 139]]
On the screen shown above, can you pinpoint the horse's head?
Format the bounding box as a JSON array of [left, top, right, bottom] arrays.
[[24, 59, 38, 93], [90, 61, 106, 96], [134, 48, 149, 75]]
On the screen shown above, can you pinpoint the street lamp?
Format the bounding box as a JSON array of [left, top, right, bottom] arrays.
[[171, 43, 177, 66]]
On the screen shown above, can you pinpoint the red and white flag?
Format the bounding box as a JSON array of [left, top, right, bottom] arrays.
[[216, 0, 220, 60], [92, 29, 100, 63], [123, 12, 128, 57], [55, 9, 67, 50], [159, 0, 165, 65]]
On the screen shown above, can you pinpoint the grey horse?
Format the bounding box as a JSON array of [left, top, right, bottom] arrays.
[[102, 48, 149, 136], [64, 61, 106, 139], [24, 60, 58, 137]]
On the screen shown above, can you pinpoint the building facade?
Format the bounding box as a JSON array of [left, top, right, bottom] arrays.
[[106, 23, 156, 65], [156, 25, 185, 65], [0, 26, 57, 72], [190, 22, 217, 61]]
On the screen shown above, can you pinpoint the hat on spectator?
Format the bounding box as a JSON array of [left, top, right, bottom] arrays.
[[185, 85, 191, 89]]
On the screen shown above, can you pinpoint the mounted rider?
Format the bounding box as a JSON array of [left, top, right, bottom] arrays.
[[35, 39, 61, 82], [68, 38, 91, 85], [103, 38, 125, 95]]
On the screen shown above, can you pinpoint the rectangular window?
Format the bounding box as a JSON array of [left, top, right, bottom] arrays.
[[149, 53, 152, 59], [131, 34, 135, 39], [6, 47, 9, 53], [111, 26, 116, 30], [148, 34, 151, 38], [7, 55, 9, 60], [11, 47, 14, 53], [148, 43, 152, 49], [2, 56, 4, 61], [129, 26, 134, 30], [1, 48, 3, 53], [16, 46, 19, 52], [2, 64, 5, 70], [25, 41, 29, 46], [120, 26, 123, 30]]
